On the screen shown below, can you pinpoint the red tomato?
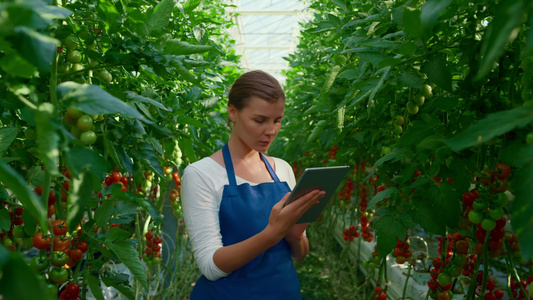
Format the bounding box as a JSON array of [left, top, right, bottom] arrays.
[[51, 219, 68, 236]]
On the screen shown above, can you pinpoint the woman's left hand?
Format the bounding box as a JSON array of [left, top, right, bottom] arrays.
[[285, 223, 308, 242]]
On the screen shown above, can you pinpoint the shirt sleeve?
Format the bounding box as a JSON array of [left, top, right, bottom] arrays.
[[181, 163, 229, 281]]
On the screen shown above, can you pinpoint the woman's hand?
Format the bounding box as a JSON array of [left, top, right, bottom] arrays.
[[266, 189, 325, 241]]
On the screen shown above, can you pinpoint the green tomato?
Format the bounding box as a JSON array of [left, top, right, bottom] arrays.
[[393, 125, 403, 135], [80, 130, 97, 145], [76, 115, 93, 131], [63, 36, 79, 50], [468, 210, 483, 224], [48, 267, 68, 284], [488, 207, 505, 220], [437, 272, 451, 286], [481, 218, 496, 231], [3, 237, 13, 248], [66, 50, 82, 64], [406, 102, 419, 114], [51, 251, 68, 267], [526, 132, 533, 144], [452, 254, 467, 267], [421, 84, 433, 98], [12, 225, 25, 238], [153, 257, 162, 265], [71, 63, 84, 73], [97, 69, 113, 83], [414, 94, 425, 106], [394, 115, 404, 126], [57, 63, 70, 74], [448, 264, 462, 277], [30, 255, 49, 273], [472, 199, 488, 211], [492, 193, 508, 207]]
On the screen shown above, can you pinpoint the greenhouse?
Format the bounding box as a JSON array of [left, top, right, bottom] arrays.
[[0, 0, 532, 299]]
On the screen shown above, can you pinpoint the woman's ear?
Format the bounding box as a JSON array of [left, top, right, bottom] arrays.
[[228, 104, 237, 123]]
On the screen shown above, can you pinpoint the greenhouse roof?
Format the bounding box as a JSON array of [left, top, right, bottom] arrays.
[[226, 0, 312, 84]]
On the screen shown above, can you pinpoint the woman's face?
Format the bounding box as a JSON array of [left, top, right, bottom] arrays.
[[229, 96, 285, 153]]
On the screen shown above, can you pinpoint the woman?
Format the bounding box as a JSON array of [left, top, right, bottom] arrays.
[[181, 70, 325, 299]]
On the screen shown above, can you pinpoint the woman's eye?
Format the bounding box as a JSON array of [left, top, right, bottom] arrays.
[[255, 119, 264, 123]]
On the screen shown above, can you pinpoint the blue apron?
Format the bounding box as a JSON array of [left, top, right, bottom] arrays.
[[190, 143, 301, 299]]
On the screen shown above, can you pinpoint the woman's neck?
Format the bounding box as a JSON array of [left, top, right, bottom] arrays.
[[227, 136, 263, 166]]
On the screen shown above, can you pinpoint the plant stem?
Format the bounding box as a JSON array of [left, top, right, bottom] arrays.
[[402, 262, 412, 300]]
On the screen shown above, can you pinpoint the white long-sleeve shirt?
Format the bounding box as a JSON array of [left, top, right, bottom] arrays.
[[181, 156, 296, 281]]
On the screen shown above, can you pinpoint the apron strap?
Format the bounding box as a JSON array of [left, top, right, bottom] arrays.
[[222, 143, 281, 185], [260, 153, 281, 183], [222, 143, 237, 186]]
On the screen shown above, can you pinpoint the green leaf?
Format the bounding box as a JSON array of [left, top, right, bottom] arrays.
[[0, 53, 35, 78], [65, 146, 110, 183], [169, 60, 199, 84], [0, 209, 10, 231], [423, 55, 453, 91], [184, 0, 202, 12], [35, 103, 61, 176], [368, 187, 399, 210], [178, 136, 197, 163], [0, 161, 47, 232], [142, 0, 176, 35], [420, 0, 452, 32], [106, 240, 148, 290], [101, 274, 136, 300], [445, 107, 533, 152], [164, 40, 213, 56], [401, 6, 424, 40], [320, 65, 341, 98], [177, 115, 207, 128], [85, 272, 105, 300], [0, 246, 54, 300], [476, 0, 530, 80], [337, 69, 359, 80], [370, 148, 411, 171], [137, 142, 165, 179], [125, 92, 171, 111], [429, 182, 461, 229], [57, 82, 151, 123], [95, 198, 115, 228], [510, 160, 533, 262], [67, 171, 96, 233], [307, 120, 328, 145], [134, 197, 164, 226], [0, 127, 19, 156], [399, 67, 424, 89], [13, 26, 59, 73], [413, 196, 446, 235], [375, 215, 407, 259], [399, 119, 440, 147], [105, 226, 132, 242]]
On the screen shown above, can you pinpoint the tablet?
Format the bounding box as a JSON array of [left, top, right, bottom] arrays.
[[285, 165, 350, 223]]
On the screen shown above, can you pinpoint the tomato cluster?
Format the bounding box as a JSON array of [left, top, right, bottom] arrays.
[[64, 107, 101, 146], [338, 177, 354, 203], [392, 237, 412, 264], [362, 246, 381, 269], [342, 225, 359, 241], [373, 286, 387, 300], [0, 204, 25, 250], [103, 171, 129, 192], [509, 276, 533, 300], [143, 231, 163, 267], [59, 282, 81, 300]]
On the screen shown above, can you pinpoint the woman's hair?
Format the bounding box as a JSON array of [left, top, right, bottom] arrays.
[[228, 70, 285, 110]]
